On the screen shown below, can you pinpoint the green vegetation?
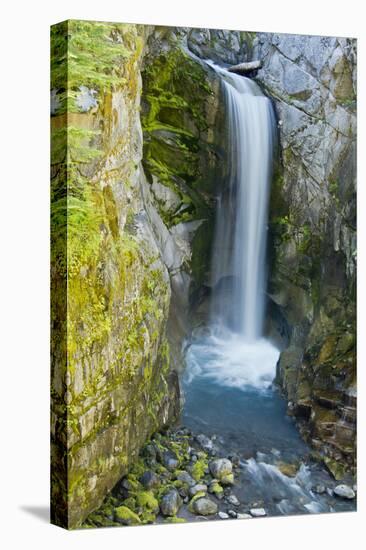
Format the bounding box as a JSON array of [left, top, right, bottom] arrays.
[[51, 20, 140, 113], [82, 430, 197, 527], [141, 46, 214, 227]]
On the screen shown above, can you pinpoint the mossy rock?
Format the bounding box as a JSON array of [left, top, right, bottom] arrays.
[[208, 480, 224, 497], [114, 506, 141, 526], [164, 516, 187, 524], [191, 457, 208, 481], [277, 461, 299, 477], [220, 473, 235, 486], [318, 336, 338, 364], [324, 457, 347, 481], [187, 490, 207, 513], [141, 45, 218, 228], [136, 490, 159, 513]]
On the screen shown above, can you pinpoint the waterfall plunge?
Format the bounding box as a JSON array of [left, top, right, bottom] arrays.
[[185, 63, 280, 391], [211, 69, 275, 340]]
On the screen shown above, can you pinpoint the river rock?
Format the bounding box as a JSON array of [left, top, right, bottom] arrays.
[[312, 484, 326, 495], [160, 489, 182, 516], [189, 484, 208, 497], [161, 450, 179, 471], [209, 480, 224, 499], [250, 508, 267, 517], [237, 513, 252, 519], [227, 494, 240, 506], [196, 434, 214, 453], [176, 470, 196, 487], [114, 506, 141, 526], [220, 473, 235, 486], [218, 511, 229, 519], [139, 470, 160, 490], [192, 497, 218, 516], [209, 458, 233, 481], [142, 443, 157, 461], [228, 454, 241, 468], [228, 510, 237, 518], [333, 484, 356, 499], [277, 461, 298, 477]]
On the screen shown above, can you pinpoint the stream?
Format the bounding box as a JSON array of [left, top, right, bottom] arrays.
[[181, 326, 356, 517]]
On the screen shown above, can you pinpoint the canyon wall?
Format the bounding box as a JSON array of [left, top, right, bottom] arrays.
[[50, 21, 227, 528], [254, 33, 357, 478]]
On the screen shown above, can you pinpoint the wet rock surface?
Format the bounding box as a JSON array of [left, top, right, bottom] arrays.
[[160, 489, 182, 516], [333, 484, 356, 499], [192, 497, 218, 516], [83, 426, 356, 528], [254, 32, 357, 474]]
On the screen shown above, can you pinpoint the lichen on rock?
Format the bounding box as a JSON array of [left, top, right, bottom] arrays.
[[255, 32, 357, 475]]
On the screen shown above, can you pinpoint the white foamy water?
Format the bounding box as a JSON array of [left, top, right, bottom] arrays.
[[185, 327, 280, 391]]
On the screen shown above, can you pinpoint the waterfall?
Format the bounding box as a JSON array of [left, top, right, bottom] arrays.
[[210, 66, 276, 340], [185, 62, 280, 392]]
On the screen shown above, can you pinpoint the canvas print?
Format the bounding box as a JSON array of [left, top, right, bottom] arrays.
[[50, 21, 357, 529]]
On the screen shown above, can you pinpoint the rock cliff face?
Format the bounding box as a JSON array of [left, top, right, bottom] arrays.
[[51, 22, 225, 528], [254, 33, 357, 477], [51, 22, 178, 528]]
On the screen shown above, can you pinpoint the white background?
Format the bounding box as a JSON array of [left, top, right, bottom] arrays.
[[0, 0, 364, 548]]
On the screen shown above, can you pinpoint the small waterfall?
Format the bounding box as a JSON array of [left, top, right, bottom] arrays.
[[210, 66, 276, 340], [185, 62, 280, 392]]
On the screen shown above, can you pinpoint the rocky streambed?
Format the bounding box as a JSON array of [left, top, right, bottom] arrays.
[[83, 424, 356, 529]]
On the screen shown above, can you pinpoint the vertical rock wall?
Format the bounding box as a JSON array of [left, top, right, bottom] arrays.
[[51, 21, 181, 528], [51, 22, 225, 528], [254, 33, 356, 477]]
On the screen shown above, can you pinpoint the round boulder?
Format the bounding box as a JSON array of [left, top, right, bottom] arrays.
[[209, 458, 233, 482], [139, 470, 160, 490], [160, 489, 182, 517], [333, 484, 356, 499], [192, 497, 218, 516]]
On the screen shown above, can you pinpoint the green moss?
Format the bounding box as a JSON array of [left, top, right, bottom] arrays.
[[187, 491, 206, 512], [122, 496, 137, 510], [51, 20, 138, 113], [209, 481, 223, 496], [169, 439, 190, 463], [115, 506, 141, 525], [135, 491, 159, 512], [165, 516, 187, 523], [141, 46, 214, 227], [191, 457, 208, 481], [324, 457, 346, 481]]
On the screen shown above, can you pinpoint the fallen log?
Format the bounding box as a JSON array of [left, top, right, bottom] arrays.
[[228, 60, 262, 75]]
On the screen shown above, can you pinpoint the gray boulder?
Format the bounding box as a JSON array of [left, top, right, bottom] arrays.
[[189, 484, 208, 497], [176, 470, 196, 487], [160, 489, 182, 516], [209, 458, 233, 481], [250, 508, 267, 517], [334, 484, 356, 499], [139, 470, 160, 490], [192, 497, 218, 516]]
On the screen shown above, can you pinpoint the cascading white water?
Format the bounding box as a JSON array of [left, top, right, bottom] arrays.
[[210, 67, 276, 340], [185, 62, 280, 391]]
